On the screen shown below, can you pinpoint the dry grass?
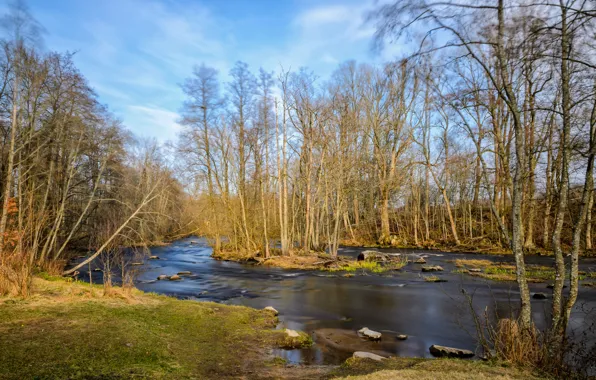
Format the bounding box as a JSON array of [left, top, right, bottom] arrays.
[[491, 319, 544, 366], [454, 259, 559, 283], [0, 253, 32, 297], [264, 254, 330, 270], [454, 259, 495, 268]]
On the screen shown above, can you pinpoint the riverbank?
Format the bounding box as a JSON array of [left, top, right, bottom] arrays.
[[212, 248, 596, 284], [0, 276, 548, 379], [212, 248, 408, 273]]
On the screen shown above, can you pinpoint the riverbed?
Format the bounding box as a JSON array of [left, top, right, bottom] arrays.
[[74, 237, 596, 365]]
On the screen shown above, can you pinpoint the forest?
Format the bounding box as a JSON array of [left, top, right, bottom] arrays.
[[1, 0, 595, 378]]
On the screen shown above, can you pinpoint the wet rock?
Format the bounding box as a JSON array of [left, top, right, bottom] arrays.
[[358, 327, 382, 341], [421, 265, 444, 272], [469, 268, 482, 273], [131, 262, 143, 266], [414, 258, 427, 264], [397, 334, 408, 340], [177, 271, 191, 275], [157, 275, 168, 280], [169, 274, 182, 281], [353, 351, 386, 361], [190, 240, 199, 245], [358, 250, 387, 262], [429, 344, 474, 358], [533, 293, 547, 299], [314, 328, 393, 356], [149, 255, 160, 260], [93, 268, 102, 272], [358, 251, 403, 263], [285, 329, 300, 338], [264, 306, 279, 316]]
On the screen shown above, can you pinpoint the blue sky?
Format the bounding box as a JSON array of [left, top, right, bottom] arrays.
[[18, 0, 397, 142]]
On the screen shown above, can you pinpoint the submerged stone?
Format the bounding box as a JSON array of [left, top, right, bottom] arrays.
[[353, 351, 386, 361], [421, 265, 444, 272]]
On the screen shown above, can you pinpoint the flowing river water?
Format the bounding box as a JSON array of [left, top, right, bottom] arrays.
[[73, 237, 596, 365]]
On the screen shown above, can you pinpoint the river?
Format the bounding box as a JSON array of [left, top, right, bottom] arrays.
[[73, 236, 596, 365]]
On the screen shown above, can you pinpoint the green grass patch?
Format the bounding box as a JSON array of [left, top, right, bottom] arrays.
[[328, 258, 408, 274], [0, 277, 285, 379]]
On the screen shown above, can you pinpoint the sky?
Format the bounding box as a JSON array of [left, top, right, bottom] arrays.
[[15, 0, 398, 142]]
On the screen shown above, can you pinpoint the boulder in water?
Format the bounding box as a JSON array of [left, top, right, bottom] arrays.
[[397, 334, 408, 340], [414, 258, 426, 264], [177, 271, 191, 275], [149, 255, 160, 260], [353, 351, 386, 361], [358, 327, 382, 341], [264, 306, 279, 316], [533, 293, 547, 299], [157, 275, 168, 280], [429, 344, 474, 358], [169, 274, 181, 281], [421, 265, 443, 272]]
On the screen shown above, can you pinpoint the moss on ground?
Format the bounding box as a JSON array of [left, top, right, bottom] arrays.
[[0, 277, 289, 379]]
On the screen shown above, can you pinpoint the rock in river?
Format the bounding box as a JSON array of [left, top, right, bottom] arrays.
[[397, 334, 408, 340], [264, 306, 279, 316], [429, 344, 474, 358], [157, 275, 168, 280], [414, 258, 427, 264], [353, 351, 386, 361], [421, 265, 444, 272], [358, 327, 382, 341], [149, 255, 160, 260], [177, 271, 191, 275], [169, 274, 181, 281], [533, 293, 547, 299]]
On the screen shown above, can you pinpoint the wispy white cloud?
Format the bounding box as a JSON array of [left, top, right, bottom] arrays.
[[127, 105, 181, 143]]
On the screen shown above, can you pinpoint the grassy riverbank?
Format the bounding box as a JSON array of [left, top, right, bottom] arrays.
[[0, 276, 549, 379], [0, 276, 304, 379]]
